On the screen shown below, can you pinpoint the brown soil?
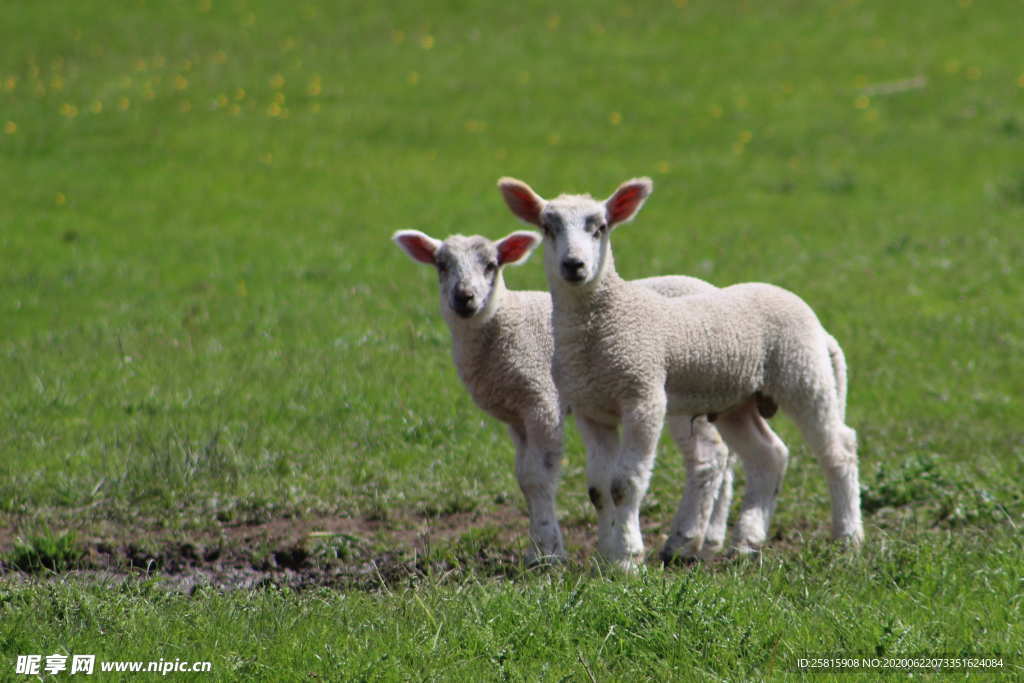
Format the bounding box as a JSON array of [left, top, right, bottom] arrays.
[[0, 503, 830, 592], [0, 504, 613, 592]]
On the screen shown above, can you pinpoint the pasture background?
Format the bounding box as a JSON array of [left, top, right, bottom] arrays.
[[2, 0, 1022, 678]]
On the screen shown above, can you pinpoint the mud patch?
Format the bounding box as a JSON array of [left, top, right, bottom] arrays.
[[0, 504, 610, 592], [1, 502, 762, 591]]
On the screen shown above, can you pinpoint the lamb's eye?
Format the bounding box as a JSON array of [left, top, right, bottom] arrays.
[[437, 262, 448, 273], [485, 261, 497, 274]]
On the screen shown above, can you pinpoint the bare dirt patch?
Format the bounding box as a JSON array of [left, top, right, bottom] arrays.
[[1, 503, 832, 591], [0, 504, 608, 592]]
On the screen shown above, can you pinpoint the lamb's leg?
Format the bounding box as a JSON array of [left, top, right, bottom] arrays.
[[576, 416, 620, 565], [604, 395, 667, 570], [704, 449, 735, 558], [511, 421, 565, 565], [790, 410, 863, 545], [661, 415, 730, 563], [714, 402, 789, 554]]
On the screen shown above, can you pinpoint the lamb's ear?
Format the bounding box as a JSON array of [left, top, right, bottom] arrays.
[[498, 177, 545, 226], [605, 177, 653, 228], [392, 230, 442, 265], [496, 231, 542, 267]]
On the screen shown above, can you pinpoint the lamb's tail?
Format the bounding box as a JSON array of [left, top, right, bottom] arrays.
[[826, 333, 848, 422]]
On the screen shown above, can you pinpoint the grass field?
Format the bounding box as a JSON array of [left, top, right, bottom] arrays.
[[2, 0, 1023, 678]]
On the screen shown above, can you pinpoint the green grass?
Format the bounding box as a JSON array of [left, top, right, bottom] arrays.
[[2, 534, 1020, 680], [2, 0, 1023, 678], [3, 530, 82, 573]]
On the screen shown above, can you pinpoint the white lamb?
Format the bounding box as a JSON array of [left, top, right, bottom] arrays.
[[393, 229, 735, 565], [498, 176, 862, 569]]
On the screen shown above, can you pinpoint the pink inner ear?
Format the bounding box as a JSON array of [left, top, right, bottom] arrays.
[[500, 183, 543, 226], [397, 235, 437, 264], [607, 184, 649, 225], [497, 234, 537, 265]]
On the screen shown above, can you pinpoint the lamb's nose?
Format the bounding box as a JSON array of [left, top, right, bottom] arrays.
[[452, 290, 477, 315], [561, 258, 585, 281]]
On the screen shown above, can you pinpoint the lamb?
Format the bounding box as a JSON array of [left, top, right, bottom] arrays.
[[498, 176, 863, 569], [393, 229, 735, 565]]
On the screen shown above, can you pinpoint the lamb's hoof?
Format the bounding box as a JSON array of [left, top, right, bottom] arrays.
[[727, 542, 763, 559], [660, 546, 701, 568], [699, 540, 725, 562], [834, 530, 864, 552], [613, 556, 644, 574], [525, 542, 566, 568], [525, 552, 566, 569], [593, 552, 644, 574], [660, 533, 707, 567]]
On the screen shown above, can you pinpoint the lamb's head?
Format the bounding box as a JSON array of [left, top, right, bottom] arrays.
[[392, 229, 541, 321], [498, 177, 653, 288]]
